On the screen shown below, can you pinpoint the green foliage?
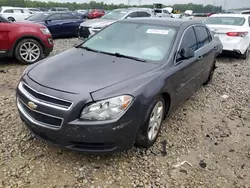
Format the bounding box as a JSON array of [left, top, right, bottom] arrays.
[[0, 0, 222, 13]]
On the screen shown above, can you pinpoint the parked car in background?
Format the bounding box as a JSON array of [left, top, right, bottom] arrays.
[[72, 12, 87, 19], [75, 9, 88, 14], [16, 18, 221, 154], [25, 8, 43, 14], [0, 6, 32, 21], [180, 10, 194, 20], [79, 8, 153, 39], [49, 7, 69, 12], [0, 16, 53, 64], [26, 12, 85, 38], [204, 14, 250, 59], [154, 8, 172, 17], [241, 10, 250, 14], [87, 9, 105, 19]]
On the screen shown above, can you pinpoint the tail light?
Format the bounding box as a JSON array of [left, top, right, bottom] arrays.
[[226, 32, 248, 37]]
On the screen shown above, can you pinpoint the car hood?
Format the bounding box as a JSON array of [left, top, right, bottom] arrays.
[[184, 10, 193, 15], [13, 21, 44, 27], [27, 48, 159, 94], [80, 18, 115, 27]]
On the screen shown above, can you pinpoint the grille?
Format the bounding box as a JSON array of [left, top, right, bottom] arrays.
[[79, 26, 90, 38], [18, 98, 63, 128], [20, 82, 72, 110]]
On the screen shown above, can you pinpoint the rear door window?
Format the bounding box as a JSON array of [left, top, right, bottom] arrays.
[[194, 26, 211, 49], [177, 27, 197, 62], [13, 9, 22, 13], [62, 13, 77, 19]]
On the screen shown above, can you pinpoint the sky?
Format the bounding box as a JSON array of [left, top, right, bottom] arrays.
[[41, 0, 250, 9]]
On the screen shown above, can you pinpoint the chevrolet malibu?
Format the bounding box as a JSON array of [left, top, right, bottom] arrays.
[[16, 18, 221, 154]]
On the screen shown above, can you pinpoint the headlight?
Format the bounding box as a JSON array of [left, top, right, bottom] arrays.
[[39, 27, 51, 35], [80, 95, 134, 121]]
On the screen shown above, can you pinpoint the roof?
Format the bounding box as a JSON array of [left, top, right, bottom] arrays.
[[119, 17, 202, 27], [210, 14, 249, 18]]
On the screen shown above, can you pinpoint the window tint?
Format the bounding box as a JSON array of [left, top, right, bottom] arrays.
[[242, 11, 250, 14], [194, 26, 211, 49], [177, 27, 197, 62], [48, 14, 61, 20], [163, 10, 169, 14], [62, 13, 77, 19], [127, 12, 138, 18], [248, 17, 250, 27], [4, 9, 14, 13], [138, 11, 151, 17]]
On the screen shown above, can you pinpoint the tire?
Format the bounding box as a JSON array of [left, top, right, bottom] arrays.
[[8, 17, 15, 22], [203, 60, 216, 85], [135, 96, 166, 148], [14, 39, 43, 64], [239, 47, 249, 60]]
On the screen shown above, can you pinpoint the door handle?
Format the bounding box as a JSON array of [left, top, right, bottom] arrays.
[[197, 56, 203, 61]]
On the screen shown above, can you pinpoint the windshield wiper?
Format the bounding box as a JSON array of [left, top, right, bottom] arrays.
[[100, 51, 146, 62], [79, 46, 100, 53]]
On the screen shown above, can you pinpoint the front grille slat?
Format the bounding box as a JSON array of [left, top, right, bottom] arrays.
[[18, 98, 63, 129], [20, 82, 72, 110], [22, 84, 72, 108]]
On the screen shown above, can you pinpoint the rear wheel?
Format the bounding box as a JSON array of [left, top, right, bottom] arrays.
[[8, 17, 15, 22], [15, 39, 43, 64], [135, 96, 166, 148], [239, 47, 249, 60]]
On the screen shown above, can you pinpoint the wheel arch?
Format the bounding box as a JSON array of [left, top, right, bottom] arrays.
[[8, 35, 45, 57]]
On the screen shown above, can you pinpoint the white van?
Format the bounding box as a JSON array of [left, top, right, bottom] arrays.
[[0, 6, 32, 21]]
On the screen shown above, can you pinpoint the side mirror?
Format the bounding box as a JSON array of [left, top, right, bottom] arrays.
[[45, 19, 51, 24], [180, 48, 194, 59]]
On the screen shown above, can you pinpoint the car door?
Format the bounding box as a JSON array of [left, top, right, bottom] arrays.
[[170, 26, 201, 103], [45, 13, 63, 37], [0, 18, 9, 55], [21, 9, 32, 20], [61, 13, 81, 36], [13, 9, 24, 21], [193, 25, 216, 84]]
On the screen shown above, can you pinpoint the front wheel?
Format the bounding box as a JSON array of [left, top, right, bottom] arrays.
[[8, 17, 15, 22], [135, 96, 166, 148], [14, 39, 43, 64]]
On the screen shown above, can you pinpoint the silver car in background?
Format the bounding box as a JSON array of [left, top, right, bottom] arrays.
[[78, 8, 154, 39]]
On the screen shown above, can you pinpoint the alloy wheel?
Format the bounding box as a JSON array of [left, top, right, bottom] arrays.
[[148, 101, 164, 141], [19, 42, 41, 63]]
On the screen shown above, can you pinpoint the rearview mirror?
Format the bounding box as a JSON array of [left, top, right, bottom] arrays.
[[180, 48, 194, 59]]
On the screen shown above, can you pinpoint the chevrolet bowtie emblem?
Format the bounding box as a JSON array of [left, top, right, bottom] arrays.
[[28, 101, 37, 110]]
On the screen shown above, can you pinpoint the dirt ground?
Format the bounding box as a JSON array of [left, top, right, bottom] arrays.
[[0, 38, 250, 188]]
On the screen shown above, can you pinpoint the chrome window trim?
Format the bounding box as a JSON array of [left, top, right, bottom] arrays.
[[18, 82, 73, 111], [17, 98, 63, 130]]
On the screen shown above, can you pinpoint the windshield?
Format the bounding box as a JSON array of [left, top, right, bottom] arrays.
[[203, 17, 246, 26], [101, 10, 129, 20], [26, 13, 49, 21], [81, 22, 177, 62]]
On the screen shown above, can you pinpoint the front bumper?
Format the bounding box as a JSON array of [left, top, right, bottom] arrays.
[[78, 26, 100, 39], [16, 79, 141, 154]]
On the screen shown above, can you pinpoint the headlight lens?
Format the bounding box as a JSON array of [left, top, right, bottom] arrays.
[[39, 27, 51, 35], [80, 95, 134, 121]]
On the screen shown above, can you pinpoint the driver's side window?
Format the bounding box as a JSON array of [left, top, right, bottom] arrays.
[[176, 27, 197, 62], [47, 14, 61, 21], [126, 12, 138, 18]]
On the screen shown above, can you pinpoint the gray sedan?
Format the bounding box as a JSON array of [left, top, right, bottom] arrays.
[[16, 18, 222, 154]]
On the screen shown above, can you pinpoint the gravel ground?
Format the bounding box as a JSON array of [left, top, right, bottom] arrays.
[[0, 38, 250, 188]]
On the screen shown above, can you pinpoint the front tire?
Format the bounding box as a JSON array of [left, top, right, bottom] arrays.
[[14, 39, 43, 64], [135, 96, 166, 148], [8, 17, 15, 22]]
